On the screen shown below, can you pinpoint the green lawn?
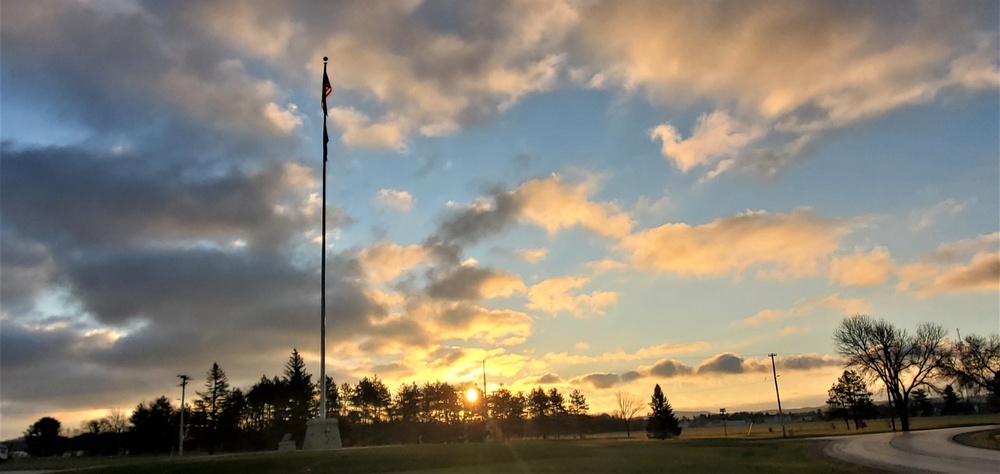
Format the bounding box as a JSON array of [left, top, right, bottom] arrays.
[[2, 438, 868, 474], [3, 415, 996, 474]]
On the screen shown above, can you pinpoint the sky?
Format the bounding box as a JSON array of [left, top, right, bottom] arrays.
[[1, 0, 998, 440]]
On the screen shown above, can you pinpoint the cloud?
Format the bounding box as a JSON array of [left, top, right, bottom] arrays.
[[586, 258, 627, 274], [516, 175, 633, 238], [0, 145, 331, 251], [648, 358, 694, 378], [329, 107, 409, 151], [527, 276, 619, 317], [574, 1, 1000, 177], [570, 372, 621, 389], [780, 326, 812, 336], [2, 1, 306, 140], [517, 373, 564, 386], [781, 353, 842, 371], [926, 232, 999, 263], [909, 199, 972, 232], [518, 248, 549, 263], [357, 241, 430, 284], [896, 233, 999, 298], [738, 294, 869, 326], [543, 342, 710, 366], [898, 252, 1000, 298], [374, 188, 415, 212], [829, 247, 894, 286], [650, 111, 765, 173], [425, 264, 526, 300], [621, 208, 854, 279], [435, 174, 632, 247], [407, 299, 533, 346], [697, 353, 747, 375]]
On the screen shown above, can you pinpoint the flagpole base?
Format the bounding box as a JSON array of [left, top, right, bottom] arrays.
[[303, 417, 343, 450]]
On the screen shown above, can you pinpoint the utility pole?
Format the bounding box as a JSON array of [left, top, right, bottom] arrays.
[[177, 374, 191, 456], [720, 408, 727, 437], [768, 353, 786, 438], [482, 359, 488, 420]]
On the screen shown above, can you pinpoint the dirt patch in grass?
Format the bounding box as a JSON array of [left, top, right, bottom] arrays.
[[953, 429, 1000, 451]]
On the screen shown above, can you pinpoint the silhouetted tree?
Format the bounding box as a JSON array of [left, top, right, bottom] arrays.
[[324, 376, 341, 419], [489, 387, 526, 438], [833, 315, 949, 431], [646, 384, 682, 439], [911, 389, 934, 417], [826, 370, 876, 429], [940, 385, 966, 415], [944, 333, 1000, 411], [567, 389, 589, 439], [350, 375, 391, 424], [547, 388, 567, 438], [130, 396, 177, 454], [527, 387, 551, 438], [195, 362, 231, 453], [282, 349, 316, 446], [24, 417, 67, 456], [615, 391, 642, 438]]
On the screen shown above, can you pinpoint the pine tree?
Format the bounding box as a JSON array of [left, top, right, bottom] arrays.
[[196, 362, 231, 453], [282, 348, 316, 446], [646, 384, 681, 439]]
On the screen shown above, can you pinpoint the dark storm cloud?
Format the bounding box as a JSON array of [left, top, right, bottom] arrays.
[[0, 230, 57, 311], [697, 353, 746, 374], [0, 0, 300, 146], [620, 370, 643, 383], [0, 144, 324, 251], [781, 354, 842, 371], [436, 187, 523, 246], [425, 265, 519, 301], [573, 372, 620, 389], [649, 358, 694, 378]]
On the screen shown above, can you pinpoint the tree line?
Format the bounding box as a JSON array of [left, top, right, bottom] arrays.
[[20, 348, 649, 456]]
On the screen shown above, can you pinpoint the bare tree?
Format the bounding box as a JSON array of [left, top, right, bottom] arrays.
[[833, 315, 949, 431], [944, 333, 1000, 404], [615, 391, 642, 438], [105, 409, 129, 433]]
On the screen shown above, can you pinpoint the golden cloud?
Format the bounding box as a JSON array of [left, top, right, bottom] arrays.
[[829, 246, 894, 286], [621, 208, 853, 279], [516, 175, 633, 239], [358, 241, 430, 284], [898, 252, 1000, 298], [374, 188, 415, 212], [527, 276, 619, 317], [738, 293, 869, 326], [518, 247, 549, 263]]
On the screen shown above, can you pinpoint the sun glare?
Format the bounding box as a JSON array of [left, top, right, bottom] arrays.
[[465, 388, 478, 403]]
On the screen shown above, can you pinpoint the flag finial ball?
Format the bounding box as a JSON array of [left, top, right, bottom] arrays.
[[323, 56, 329, 62]]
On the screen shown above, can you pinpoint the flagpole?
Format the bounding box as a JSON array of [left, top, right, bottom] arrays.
[[319, 56, 329, 420]]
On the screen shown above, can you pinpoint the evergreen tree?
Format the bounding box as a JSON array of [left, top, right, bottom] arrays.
[[196, 362, 231, 453], [282, 348, 316, 446], [826, 370, 876, 430], [567, 389, 589, 439], [911, 389, 934, 417], [646, 384, 681, 439], [941, 385, 964, 415], [130, 396, 177, 454]]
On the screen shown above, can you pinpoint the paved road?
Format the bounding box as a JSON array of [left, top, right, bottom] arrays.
[[823, 425, 1000, 474]]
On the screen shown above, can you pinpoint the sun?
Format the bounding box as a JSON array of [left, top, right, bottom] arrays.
[[465, 388, 479, 403]]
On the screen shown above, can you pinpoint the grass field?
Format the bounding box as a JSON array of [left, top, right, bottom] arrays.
[[2, 415, 996, 473]]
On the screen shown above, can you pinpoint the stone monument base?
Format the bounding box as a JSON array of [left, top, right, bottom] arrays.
[[303, 417, 343, 450]]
